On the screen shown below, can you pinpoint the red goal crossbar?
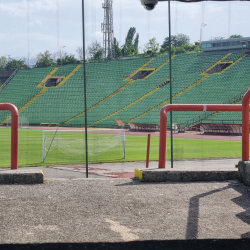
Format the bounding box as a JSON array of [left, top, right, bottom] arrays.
[[158, 104, 246, 169], [0, 103, 18, 170]]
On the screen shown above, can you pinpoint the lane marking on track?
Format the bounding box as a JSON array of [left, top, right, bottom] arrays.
[[105, 218, 139, 241]]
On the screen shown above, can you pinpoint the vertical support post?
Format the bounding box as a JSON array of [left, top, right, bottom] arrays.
[[42, 130, 45, 162], [10, 107, 18, 170], [159, 109, 168, 168], [242, 88, 250, 161], [82, 0, 89, 178], [123, 128, 125, 159], [168, 0, 173, 168], [0, 103, 18, 170], [146, 134, 151, 168]]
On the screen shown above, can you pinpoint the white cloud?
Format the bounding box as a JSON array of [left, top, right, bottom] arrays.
[[29, 19, 43, 27], [93, 31, 103, 39]]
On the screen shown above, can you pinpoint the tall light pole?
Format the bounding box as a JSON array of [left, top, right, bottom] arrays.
[[5, 54, 11, 62], [101, 0, 115, 59], [200, 23, 207, 44], [60, 45, 66, 62]]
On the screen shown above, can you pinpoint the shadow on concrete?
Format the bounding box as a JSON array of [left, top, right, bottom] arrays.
[[117, 179, 250, 240], [186, 186, 230, 239], [186, 181, 250, 239]]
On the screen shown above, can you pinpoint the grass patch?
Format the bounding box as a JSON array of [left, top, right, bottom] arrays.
[[0, 128, 242, 168]]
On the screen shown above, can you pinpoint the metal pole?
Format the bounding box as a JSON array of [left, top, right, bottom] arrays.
[[82, 0, 88, 178], [242, 88, 250, 161], [42, 130, 44, 162], [168, 0, 174, 168], [0, 103, 18, 170], [123, 128, 126, 159], [146, 134, 151, 168]]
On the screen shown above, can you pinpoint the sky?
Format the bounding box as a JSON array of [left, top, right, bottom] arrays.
[[0, 0, 249, 61]]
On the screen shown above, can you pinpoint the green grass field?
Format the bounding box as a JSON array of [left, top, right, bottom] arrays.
[[0, 128, 242, 168]]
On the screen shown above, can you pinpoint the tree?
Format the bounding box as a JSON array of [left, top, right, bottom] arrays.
[[144, 37, 159, 54], [5, 59, 28, 70], [0, 56, 7, 71], [35, 50, 54, 68], [87, 41, 103, 62], [228, 34, 243, 39], [161, 34, 190, 49], [76, 47, 83, 61], [133, 33, 139, 54], [121, 27, 139, 56], [114, 38, 122, 59], [57, 54, 80, 65]]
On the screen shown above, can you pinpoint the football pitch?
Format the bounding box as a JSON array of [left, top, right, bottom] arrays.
[[0, 128, 242, 168]]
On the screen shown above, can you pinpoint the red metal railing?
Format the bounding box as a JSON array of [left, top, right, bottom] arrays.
[[0, 103, 18, 169], [242, 88, 250, 161], [158, 104, 245, 168]]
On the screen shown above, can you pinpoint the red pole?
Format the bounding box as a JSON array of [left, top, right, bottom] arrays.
[[146, 134, 151, 168], [242, 88, 250, 161], [159, 104, 243, 169], [0, 103, 18, 170]]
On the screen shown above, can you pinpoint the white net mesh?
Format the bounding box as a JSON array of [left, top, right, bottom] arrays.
[[43, 129, 125, 162]]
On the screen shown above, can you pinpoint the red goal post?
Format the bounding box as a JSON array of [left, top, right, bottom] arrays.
[[0, 103, 18, 170]]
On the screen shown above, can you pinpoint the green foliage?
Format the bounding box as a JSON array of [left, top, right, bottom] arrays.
[[57, 54, 80, 65], [0, 56, 7, 71], [162, 33, 190, 49], [228, 34, 243, 39], [160, 34, 200, 55], [122, 27, 139, 57], [35, 50, 54, 68], [144, 37, 159, 52], [133, 33, 139, 54], [5, 59, 29, 70], [114, 38, 123, 59], [87, 41, 103, 62]]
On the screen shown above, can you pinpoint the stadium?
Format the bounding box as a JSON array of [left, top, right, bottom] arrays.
[[2, 0, 250, 247], [0, 2, 250, 170]]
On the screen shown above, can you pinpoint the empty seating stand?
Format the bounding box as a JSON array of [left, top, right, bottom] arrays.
[[128, 122, 160, 132], [200, 123, 242, 135]]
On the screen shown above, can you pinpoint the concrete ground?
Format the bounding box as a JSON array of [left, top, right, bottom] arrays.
[[1, 177, 250, 243], [35, 158, 241, 179]]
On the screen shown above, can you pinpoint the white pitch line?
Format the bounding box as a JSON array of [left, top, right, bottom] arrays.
[[105, 218, 139, 241]]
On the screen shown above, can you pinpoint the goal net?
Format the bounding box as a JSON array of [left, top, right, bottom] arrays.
[[42, 129, 125, 163]]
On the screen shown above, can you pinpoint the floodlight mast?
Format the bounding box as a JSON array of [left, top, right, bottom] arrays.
[[101, 0, 115, 59]]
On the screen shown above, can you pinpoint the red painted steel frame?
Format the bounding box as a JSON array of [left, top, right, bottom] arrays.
[[159, 104, 243, 169], [242, 88, 250, 161], [146, 134, 151, 168], [0, 103, 18, 170]]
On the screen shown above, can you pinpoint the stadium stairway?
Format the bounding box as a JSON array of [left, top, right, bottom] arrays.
[[127, 53, 247, 126], [0, 66, 56, 125], [181, 88, 248, 128], [0, 65, 81, 125], [71, 55, 176, 126], [62, 57, 157, 125], [124, 54, 231, 124], [89, 76, 173, 126]]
